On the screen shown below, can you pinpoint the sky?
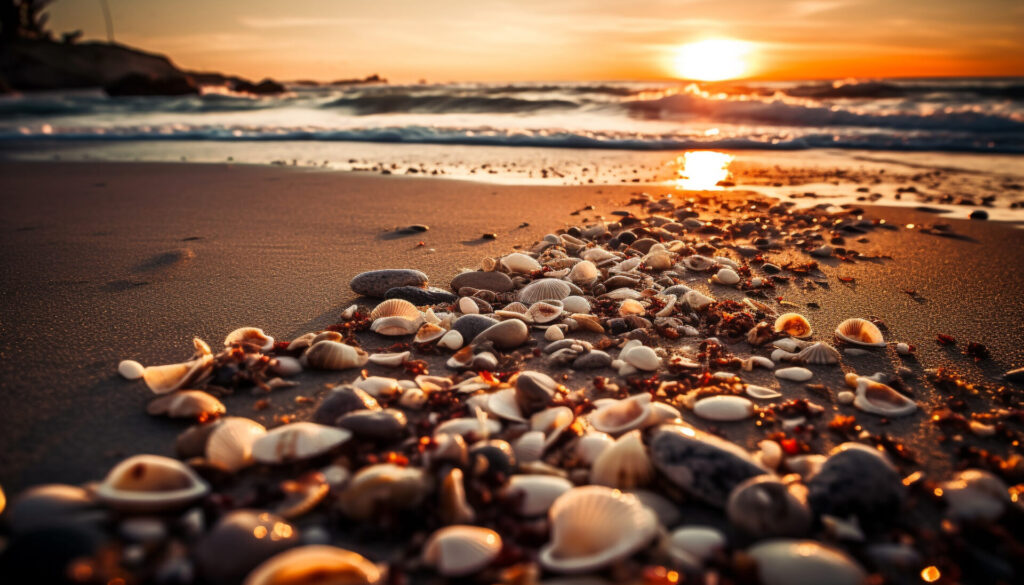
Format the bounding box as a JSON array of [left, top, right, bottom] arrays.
[[49, 0, 1024, 82]]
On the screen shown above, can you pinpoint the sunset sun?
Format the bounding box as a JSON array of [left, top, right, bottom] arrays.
[[673, 39, 754, 81]]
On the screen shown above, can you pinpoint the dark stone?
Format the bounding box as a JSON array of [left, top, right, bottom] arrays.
[[630, 238, 659, 254], [572, 350, 612, 369], [450, 271, 514, 293], [312, 385, 380, 426], [384, 286, 456, 305], [0, 525, 103, 585], [104, 73, 199, 96], [1005, 367, 1024, 384], [807, 444, 904, 531], [336, 409, 408, 441], [469, 440, 516, 477], [969, 209, 989, 220], [350, 269, 428, 298], [452, 314, 499, 342], [617, 230, 638, 245], [762, 263, 781, 274], [231, 78, 286, 95], [514, 371, 557, 415]]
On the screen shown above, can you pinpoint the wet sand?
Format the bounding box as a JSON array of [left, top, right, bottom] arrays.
[[1, 160, 1023, 495]]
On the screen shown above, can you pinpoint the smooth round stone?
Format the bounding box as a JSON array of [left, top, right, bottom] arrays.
[[472, 319, 529, 349], [969, 209, 988, 220], [693, 395, 754, 422], [117, 359, 145, 380], [384, 286, 456, 305], [337, 409, 408, 441], [747, 539, 866, 585], [807, 443, 904, 531], [572, 350, 612, 369], [194, 510, 299, 584], [450, 271, 514, 293], [311, 385, 381, 426], [727, 476, 812, 538], [350, 269, 428, 298], [452, 314, 499, 342], [6, 484, 98, 535]]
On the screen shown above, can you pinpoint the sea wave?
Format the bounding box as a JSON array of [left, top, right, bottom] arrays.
[[321, 94, 580, 114]]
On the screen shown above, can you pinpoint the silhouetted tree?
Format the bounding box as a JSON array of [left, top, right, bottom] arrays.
[[0, 0, 56, 42]]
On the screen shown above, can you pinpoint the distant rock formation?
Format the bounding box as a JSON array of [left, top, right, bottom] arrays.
[[103, 72, 199, 96], [0, 39, 182, 91]]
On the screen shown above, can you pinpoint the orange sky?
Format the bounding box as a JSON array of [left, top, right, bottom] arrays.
[[49, 0, 1024, 82]]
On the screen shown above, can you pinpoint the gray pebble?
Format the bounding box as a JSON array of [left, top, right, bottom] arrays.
[[384, 286, 456, 305], [450, 271, 514, 292], [350, 269, 428, 298]]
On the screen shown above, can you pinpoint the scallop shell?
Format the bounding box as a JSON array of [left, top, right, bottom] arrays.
[[147, 390, 226, 420], [850, 377, 917, 417], [503, 474, 573, 516], [667, 526, 726, 570], [588, 395, 652, 436], [224, 327, 275, 351], [746, 540, 866, 585], [529, 300, 565, 324], [774, 313, 812, 338], [693, 395, 755, 422], [792, 341, 841, 365], [502, 252, 542, 273], [590, 430, 653, 489], [835, 318, 885, 347], [422, 525, 502, 577], [371, 315, 423, 336], [540, 486, 658, 573], [118, 359, 145, 380], [206, 417, 267, 472], [305, 341, 369, 370], [775, 367, 813, 382], [243, 545, 381, 585], [95, 454, 209, 512], [519, 279, 571, 304], [414, 322, 446, 344], [251, 422, 352, 464], [369, 298, 421, 321]]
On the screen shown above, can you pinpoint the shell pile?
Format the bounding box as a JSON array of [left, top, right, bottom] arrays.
[[5, 193, 1021, 585]]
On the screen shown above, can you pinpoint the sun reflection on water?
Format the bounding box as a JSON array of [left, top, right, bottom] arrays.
[[674, 151, 734, 190]]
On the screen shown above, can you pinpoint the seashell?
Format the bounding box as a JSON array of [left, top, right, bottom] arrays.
[[519, 279, 571, 304], [682, 254, 714, 271], [618, 298, 645, 316], [96, 454, 209, 512], [251, 423, 352, 464], [545, 324, 564, 341], [143, 346, 214, 395], [515, 371, 558, 415], [305, 341, 369, 370], [693, 395, 755, 422], [503, 474, 573, 516], [502, 252, 542, 273], [746, 384, 783, 400], [206, 417, 267, 472], [591, 430, 653, 489], [602, 287, 643, 300], [575, 432, 614, 466], [742, 356, 776, 371], [775, 367, 813, 382], [313, 385, 380, 425], [747, 540, 866, 585], [422, 525, 502, 577], [312, 331, 344, 345], [531, 406, 575, 447], [194, 510, 299, 584], [487, 388, 526, 422], [621, 344, 660, 371], [569, 260, 600, 284], [849, 376, 916, 417], [437, 329, 463, 350], [571, 313, 604, 333], [118, 359, 145, 380], [540, 486, 658, 573], [368, 351, 409, 367], [643, 249, 673, 270], [666, 526, 726, 570], [727, 476, 812, 538], [338, 463, 427, 521], [650, 424, 769, 507], [588, 395, 652, 436], [772, 338, 805, 352], [792, 341, 841, 365], [369, 299, 420, 322], [835, 318, 885, 347], [771, 348, 795, 363], [147, 390, 225, 420], [414, 322, 446, 344], [940, 469, 1009, 522], [243, 545, 381, 585], [502, 301, 530, 314], [773, 313, 812, 338], [582, 247, 616, 263], [807, 443, 904, 531], [472, 319, 529, 349], [529, 300, 565, 324], [439, 468, 475, 524], [756, 439, 784, 470], [457, 296, 480, 314], [337, 409, 407, 442], [435, 417, 502, 440], [287, 332, 317, 352], [654, 294, 677, 317], [270, 356, 302, 377], [370, 315, 422, 336], [611, 256, 643, 274], [682, 290, 714, 310], [224, 327, 275, 351], [711, 268, 740, 285], [513, 430, 546, 463]]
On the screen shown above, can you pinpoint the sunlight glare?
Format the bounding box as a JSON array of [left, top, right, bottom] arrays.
[[674, 151, 734, 190], [673, 39, 753, 81]]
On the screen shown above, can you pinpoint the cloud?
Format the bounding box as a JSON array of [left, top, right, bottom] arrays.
[[238, 16, 356, 29], [789, 1, 850, 17]]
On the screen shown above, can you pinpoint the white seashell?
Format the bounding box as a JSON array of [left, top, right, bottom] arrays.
[[757, 440, 783, 470], [655, 294, 677, 317], [667, 526, 726, 570], [712, 268, 740, 285], [940, 469, 1009, 522], [621, 345, 660, 371], [371, 315, 423, 336], [545, 325, 565, 341], [224, 327, 275, 351], [772, 338, 804, 353], [367, 351, 409, 367], [244, 545, 381, 585], [414, 322, 446, 344], [747, 540, 866, 585], [582, 247, 616, 263], [746, 384, 783, 400], [531, 406, 575, 447], [775, 367, 813, 382], [575, 432, 614, 466], [422, 525, 502, 577], [423, 308, 441, 324], [693, 395, 755, 421], [568, 260, 600, 284], [369, 298, 421, 321], [435, 417, 502, 440], [714, 256, 739, 269], [774, 313, 812, 338], [206, 417, 267, 472], [570, 313, 604, 333], [771, 348, 795, 363], [340, 304, 359, 320], [519, 279, 571, 304], [287, 332, 317, 352], [502, 252, 542, 273], [643, 250, 673, 270], [835, 318, 885, 347], [504, 474, 574, 516], [513, 430, 547, 463], [270, 356, 302, 377], [487, 388, 526, 422], [399, 388, 428, 409], [147, 390, 225, 419], [591, 431, 653, 489], [438, 329, 463, 350], [529, 300, 565, 324], [251, 423, 352, 464], [561, 295, 590, 314], [305, 341, 369, 370], [457, 296, 479, 315], [742, 356, 776, 371], [682, 255, 714, 271], [793, 342, 841, 365], [895, 342, 912, 355], [615, 298, 643, 317], [96, 455, 209, 512], [540, 486, 658, 573], [683, 290, 714, 310], [588, 395, 652, 436], [602, 287, 642, 300], [611, 257, 643, 273], [143, 350, 214, 395], [850, 377, 916, 417], [353, 376, 401, 399], [118, 359, 145, 380]]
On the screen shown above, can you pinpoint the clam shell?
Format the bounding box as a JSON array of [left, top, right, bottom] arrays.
[[143, 353, 214, 395], [224, 327, 275, 351], [683, 290, 714, 310], [590, 430, 653, 489], [369, 298, 421, 321], [570, 313, 604, 333], [851, 377, 917, 417], [581, 247, 616, 263], [270, 356, 302, 377], [682, 255, 714, 271], [503, 474, 573, 516], [835, 318, 885, 347], [118, 359, 145, 380], [312, 331, 343, 345], [621, 344, 660, 371], [531, 406, 575, 447], [502, 252, 542, 273], [243, 545, 381, 585], [544, 325, 565, 341], [513, 430, 547, 463], [435, 417, 502, 440], [147, 390, 226, 420], [773, 313, 812, 338], [367, 351, 410, 367], [529, 300, 565, 324], [206, 417, 267, 472], [414, 322, 446, 344], [576, 432, 614, 466], [693, 395, 754, 422], [747, 540, 866, 585], [643, 249, 673, 270], [287, 332, 317, 352], [370, 315, 423, 336], [727, 476, 812, 538], [712, 268, 740, 285], [519, 279, 571, 304], [305, 340, 369, 370], [422, 525, 502, 577], [96, 454, 209, 512], [472, 319, 529, 349], [611, 257, 643, 273], [568, 260, 600, 284], [487, 388, 526, 422], [618, 298, 646, 316], [792, 342, 840, 365], [540, 486, 658, 573], [602, 287, 642, 300], [562, 295, 591, 314], [437, 329, 464, 350], [338, 464, 426, 521], [775, 367, 813, 382], [588, 395, 652, 436], [251, 422, 352, 464]]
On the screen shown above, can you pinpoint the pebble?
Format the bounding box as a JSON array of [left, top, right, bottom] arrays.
[[350, 269, 428, 298], [762, 263, 781, 274], [384, 286, 456, 304], [807, 444, 904, 532], [572, 350, 612, 369], [969, 209, 988, 220], [118, 360, 145, 380], [450, 271, 514, 293], [452, 314, 499, 342], [472, 319, 529, 349]]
